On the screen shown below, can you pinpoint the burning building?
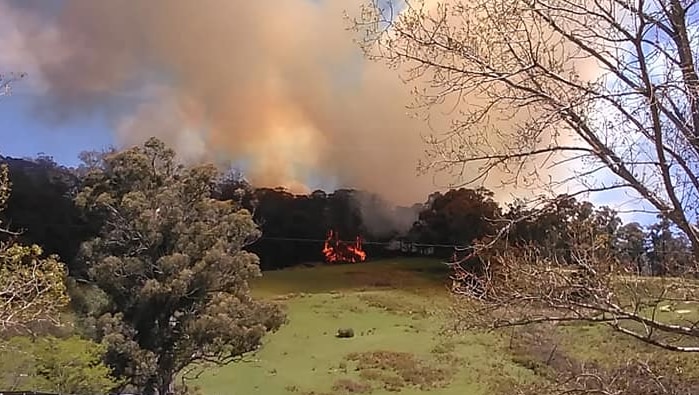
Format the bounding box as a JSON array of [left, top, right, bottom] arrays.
[[322, 230, 367, 263]]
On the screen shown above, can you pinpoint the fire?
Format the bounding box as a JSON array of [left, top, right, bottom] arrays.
[[322, 230, 367, 263]]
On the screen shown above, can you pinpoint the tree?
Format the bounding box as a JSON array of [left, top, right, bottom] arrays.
[[0, 335, 117, 395], [502, 195, 622, 263], [647, 215, 693, 275], [245, 187, 322, 268], [0, 164, 69, 332], [355, 0, 699, 393], [354, 0, 699, 261], [615, 221, 647, 272], [410, 187, 501, 246], [356, 0, 699, 368], [76, 138, 285, 395]]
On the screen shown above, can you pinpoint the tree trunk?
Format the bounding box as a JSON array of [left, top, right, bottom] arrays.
[[157, 371, 175, 395], [668, 0, 699, 146]]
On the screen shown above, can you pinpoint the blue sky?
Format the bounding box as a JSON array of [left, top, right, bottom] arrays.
[[0, 91, 114, 166], [0, 0, 112, 166]]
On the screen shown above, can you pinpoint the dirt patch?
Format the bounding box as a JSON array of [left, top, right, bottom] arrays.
[[345, 350, 456, 391]]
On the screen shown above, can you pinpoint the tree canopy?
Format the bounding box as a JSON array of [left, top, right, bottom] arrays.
[[0, 335, 117, 395], [75, 138, 285, 395]]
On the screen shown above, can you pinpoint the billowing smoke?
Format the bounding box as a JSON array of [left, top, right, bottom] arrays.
[[1, 0, 447, 202], [0, 0, 604, 235]]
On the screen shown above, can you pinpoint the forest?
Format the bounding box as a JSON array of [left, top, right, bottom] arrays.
[[1, 149, 690, 277]]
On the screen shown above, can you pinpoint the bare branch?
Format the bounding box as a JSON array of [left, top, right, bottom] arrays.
[[353, 0, 699, 257]]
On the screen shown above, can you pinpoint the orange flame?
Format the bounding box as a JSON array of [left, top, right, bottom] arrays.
[[322, 230, 367, 263]]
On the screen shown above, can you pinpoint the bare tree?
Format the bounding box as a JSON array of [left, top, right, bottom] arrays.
[[353, 5, 699, 390], [460, 233, 699, 351], [352, 0, 699, 260], [511, 356, 699, 394], [436, 222, 699, 395]]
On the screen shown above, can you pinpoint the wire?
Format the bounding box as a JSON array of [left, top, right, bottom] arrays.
[[255, 236, 463, 249], [2, 220, 468, 249]]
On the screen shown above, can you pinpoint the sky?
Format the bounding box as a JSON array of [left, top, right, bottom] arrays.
[[0, 0, 110, 167], [0, 92, 113, 167], [0, 0, 676, 226]]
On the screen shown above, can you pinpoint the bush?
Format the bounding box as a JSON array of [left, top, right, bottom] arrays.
[[0, 335, 117, 395]]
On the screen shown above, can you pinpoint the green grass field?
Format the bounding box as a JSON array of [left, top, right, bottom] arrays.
[[12, 256, 696, 395], [189, 258, 699, 395], [190, 259, 537, 395], [3, 257, 696, 394]]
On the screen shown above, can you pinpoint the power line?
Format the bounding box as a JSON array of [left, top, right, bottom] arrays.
[[2, 221, 466, 249], [256, 236, 463, 249]]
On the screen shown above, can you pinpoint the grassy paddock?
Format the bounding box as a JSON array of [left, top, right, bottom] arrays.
[[4, 258, 695, 394], [188, 258, 699, 394], [250, 258, 450, 297], [191, 258, 537, 395]]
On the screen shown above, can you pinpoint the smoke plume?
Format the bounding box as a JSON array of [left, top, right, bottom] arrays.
[[0, 0, 603, 225]]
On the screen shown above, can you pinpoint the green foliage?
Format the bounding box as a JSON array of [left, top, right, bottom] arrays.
[[500, 195, 694, 275], [646, 216, 694, 275], [76, 137, 285, 394], [0, 164, 9, 210], [65, 279, 111, 318], [0, 335, 117, 395], [616, 222, 647, 272], [409, 187, 501, 245], [0, 164, 70, 331]]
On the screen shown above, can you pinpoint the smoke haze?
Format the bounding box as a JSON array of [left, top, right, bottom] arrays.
[[0, 0, 602, 220]]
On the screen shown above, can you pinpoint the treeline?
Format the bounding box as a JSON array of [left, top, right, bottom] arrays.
[[501, 197, 693, 276], [0, 151, 692, 276]]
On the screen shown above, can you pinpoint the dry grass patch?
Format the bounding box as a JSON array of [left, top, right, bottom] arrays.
[[506, 325, 573, 380], [357, 293, 430, 318], [345, 350, 456, 391], [331, 378, 373, 394], [503, 324, 699, 395]]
